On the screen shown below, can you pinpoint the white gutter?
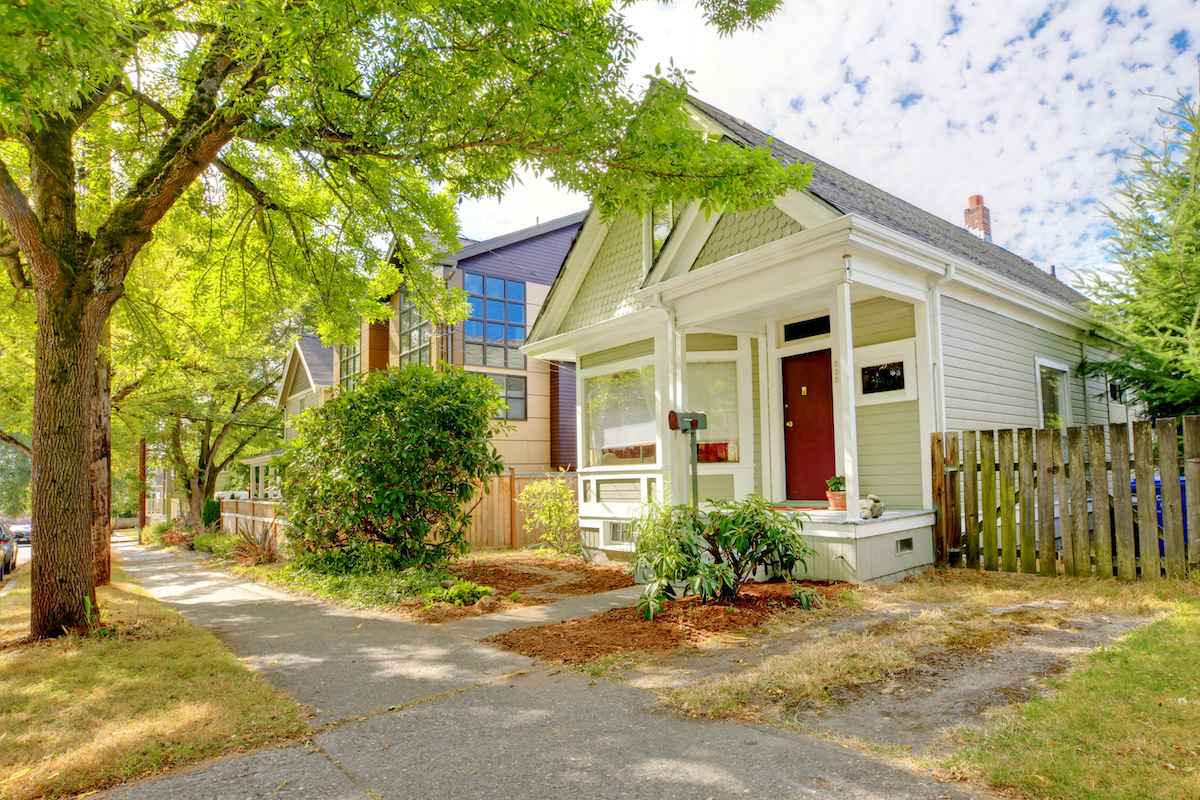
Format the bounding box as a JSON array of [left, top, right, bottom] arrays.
[[930, 262, 956, 433]]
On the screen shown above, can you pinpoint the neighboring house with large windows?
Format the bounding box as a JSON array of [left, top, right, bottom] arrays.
[[524, 96, 1125, 581], [331, 212, 586, 472]]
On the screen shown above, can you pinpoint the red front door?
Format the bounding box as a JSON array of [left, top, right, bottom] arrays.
[[782, 350, 837, 501]]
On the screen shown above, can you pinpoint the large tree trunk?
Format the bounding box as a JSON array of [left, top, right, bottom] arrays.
[[31, 283, 103, 637], [90, 322, 112, 585]]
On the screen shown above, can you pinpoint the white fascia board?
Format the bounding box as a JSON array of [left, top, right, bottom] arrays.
[[632, 216, 856, 306], [773, 189, 842, 229], [643, 202, 722, 287], [528, 211, 609, 343], [522, 307, 662, 362], [275, 345, 302, 408], [844, 216, 1094, 331]]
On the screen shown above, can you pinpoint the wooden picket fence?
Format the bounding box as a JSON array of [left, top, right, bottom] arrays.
[[932, 416, 1200, 579]]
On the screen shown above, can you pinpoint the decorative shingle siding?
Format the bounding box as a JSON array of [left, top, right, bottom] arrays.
[[691, 206, 804, 271], [560, 213, 645, 333]]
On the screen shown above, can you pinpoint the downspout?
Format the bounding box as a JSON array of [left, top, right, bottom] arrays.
[[1080, 341, 1090, 429], [930, 263, 956, 434]]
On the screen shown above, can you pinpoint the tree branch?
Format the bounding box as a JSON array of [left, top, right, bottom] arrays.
[[73, 75, 124, 129], [0, 428, 32, 458], [214, 160, 280, 210], [208, 378, 278, 459], [0, 157, 54, 283]]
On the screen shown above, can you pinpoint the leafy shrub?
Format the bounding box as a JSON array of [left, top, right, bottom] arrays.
[[292, 540, 408, 575], [423, 579, 494, 607], [517, 473, 581, 555], [193, 532, 237, 558], [141, 522, 170, 546], [282, 365, 509, 572], [162, 523, 195, 550], [632, 495, 813, 620], [201, 498, 222, 528]]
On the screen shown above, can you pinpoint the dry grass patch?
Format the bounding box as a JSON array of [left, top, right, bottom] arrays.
[[0, 568, 304, 799], [663, 570, 1187, 723]]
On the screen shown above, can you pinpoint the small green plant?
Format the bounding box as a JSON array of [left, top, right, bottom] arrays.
[[201, 498, 222, 528], [423, 579, 493, 607], [791, 585, 824, 610], [825, 475, 845, 491], [193, 531, 238, 558], [517, 471, 582, 555], [508, 591, 521, 602], [632, 495, 813, 620]]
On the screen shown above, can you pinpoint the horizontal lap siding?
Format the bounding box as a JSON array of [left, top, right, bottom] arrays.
[[857, 401, 923, 507], [579, 338, 655, 370], [851, 297, 915, 346], [941, 297, 1105, 431]]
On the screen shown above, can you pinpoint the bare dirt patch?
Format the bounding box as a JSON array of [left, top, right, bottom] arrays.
[[485, 581, 848, 662], [405, 553, 637, 624]]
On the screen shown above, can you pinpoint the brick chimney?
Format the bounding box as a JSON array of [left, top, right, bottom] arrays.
[[965, 195, 992, 243]]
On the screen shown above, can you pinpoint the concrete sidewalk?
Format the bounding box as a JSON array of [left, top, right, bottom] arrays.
[[114, 540, 533, 726], [103, 541, 989, 800]]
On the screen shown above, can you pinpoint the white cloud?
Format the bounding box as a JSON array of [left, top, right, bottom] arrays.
[[460, 0, 1200, 287]]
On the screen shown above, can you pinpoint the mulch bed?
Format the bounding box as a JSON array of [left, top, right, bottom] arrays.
[[485, 580, 848, 663]]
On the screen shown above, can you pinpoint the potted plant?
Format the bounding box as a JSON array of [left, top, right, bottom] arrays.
[[825, 475, 846, 510]]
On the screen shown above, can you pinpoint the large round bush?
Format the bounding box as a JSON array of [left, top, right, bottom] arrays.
[[282, 365, 509, 571]]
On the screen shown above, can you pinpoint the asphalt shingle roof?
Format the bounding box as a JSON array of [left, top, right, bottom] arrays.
[[296, 334, 336, 387], [688, 97, 1088, 309]]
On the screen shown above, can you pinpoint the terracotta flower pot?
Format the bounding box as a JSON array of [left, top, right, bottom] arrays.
[[825, 490, 847, 510]]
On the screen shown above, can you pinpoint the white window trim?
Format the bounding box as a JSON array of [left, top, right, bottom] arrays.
[[1034, 356, 1073, 429], [684, 347, 754, 476], [854, 338, 918, 406], [579, 355, 659, 471]]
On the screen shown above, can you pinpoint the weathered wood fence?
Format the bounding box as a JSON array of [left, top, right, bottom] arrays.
[[465, 470, 578, 549], [932, 416, 1199, 579], [222, 471, 578, 551]]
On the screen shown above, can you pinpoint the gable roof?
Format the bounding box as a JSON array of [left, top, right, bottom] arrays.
[[295, 335, 336, 387], [687, 96, 1086, 307], [277, 334, 336, 406]]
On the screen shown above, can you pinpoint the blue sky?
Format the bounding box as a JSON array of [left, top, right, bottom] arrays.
[[457, 0, 1200, 289]]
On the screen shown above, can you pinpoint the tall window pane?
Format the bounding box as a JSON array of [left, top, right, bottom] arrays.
[[688, 361, 739, 463], [586, 365, 657, 467], [1039, 365, 1068, 429]]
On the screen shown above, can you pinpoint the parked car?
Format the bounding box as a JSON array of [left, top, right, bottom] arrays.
[[9, 522, 31, 544], [0, 521, 16, 574]]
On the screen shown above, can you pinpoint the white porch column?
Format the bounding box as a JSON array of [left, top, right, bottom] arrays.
[[833, 259, 859, 521], [912, 296, 937, 509], [656, 300, 689, 506]]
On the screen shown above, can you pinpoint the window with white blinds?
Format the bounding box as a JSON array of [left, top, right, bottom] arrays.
[[687, 361, 739, 463], [585, 365, 656, 466]]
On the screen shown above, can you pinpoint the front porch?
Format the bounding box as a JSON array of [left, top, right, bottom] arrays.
[[535, 218, 947, 583]]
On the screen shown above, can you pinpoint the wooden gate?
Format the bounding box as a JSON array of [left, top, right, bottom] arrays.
[[932, 417, 1199, 579]]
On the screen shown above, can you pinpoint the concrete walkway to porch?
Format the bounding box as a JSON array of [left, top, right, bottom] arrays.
[[430, 583, 644, 639]]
